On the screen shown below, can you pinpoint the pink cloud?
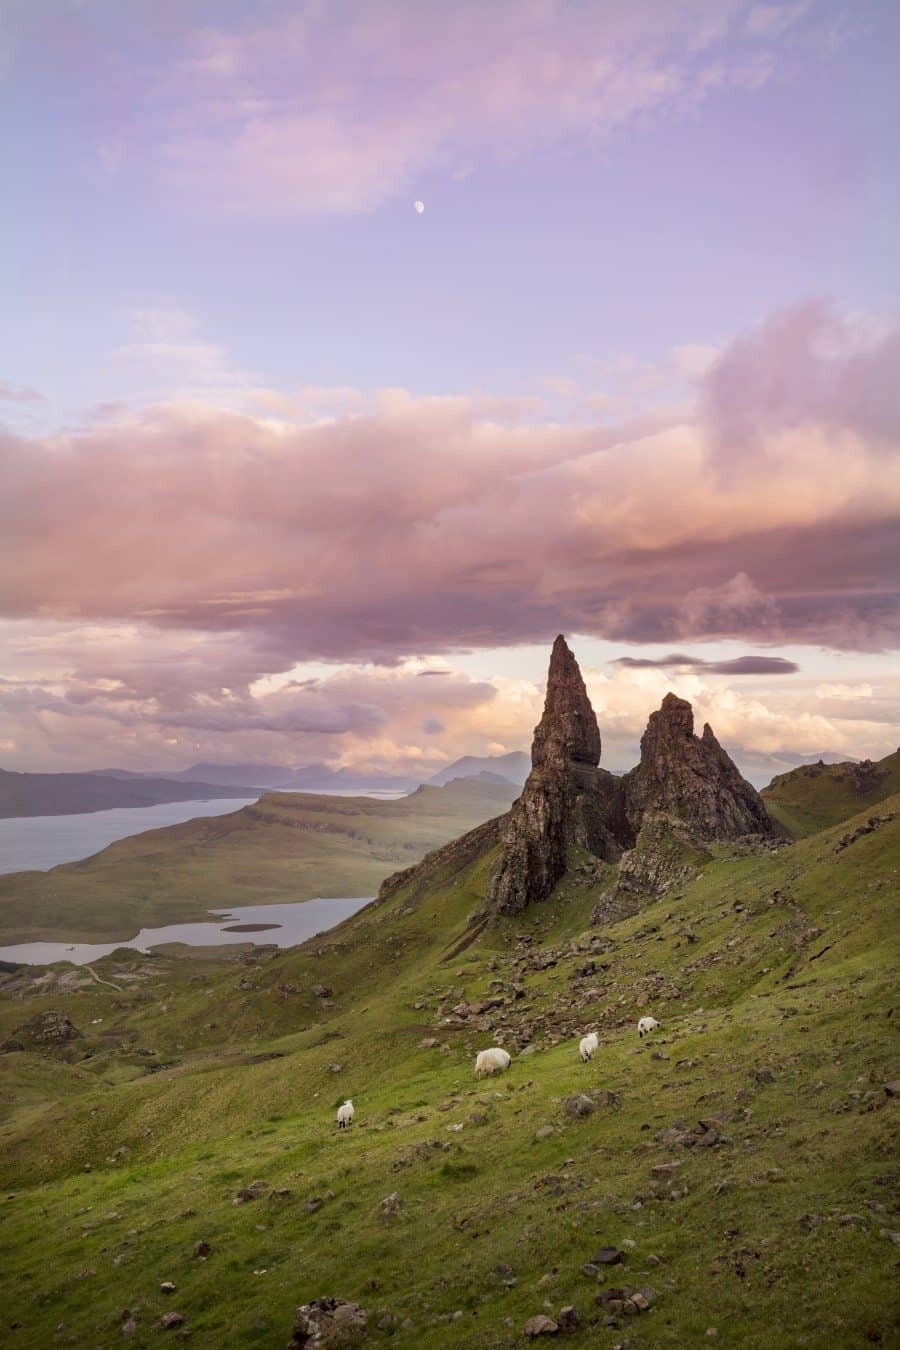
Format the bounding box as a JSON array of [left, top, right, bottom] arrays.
[[1, 302, 898, 674], [146, 0, 798, 215]]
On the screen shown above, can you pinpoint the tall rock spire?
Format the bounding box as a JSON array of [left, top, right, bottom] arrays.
[[484, 636, 626, 917], [481, 638, 776, 922], [531, 634, 602, 770]]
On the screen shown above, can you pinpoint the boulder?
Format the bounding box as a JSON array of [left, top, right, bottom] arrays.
[[289, 1297, 368, 1347], [524, 1314, 559, 1337]]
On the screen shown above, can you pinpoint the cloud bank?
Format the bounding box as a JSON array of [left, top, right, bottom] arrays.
[[1, 299, 897, 773]]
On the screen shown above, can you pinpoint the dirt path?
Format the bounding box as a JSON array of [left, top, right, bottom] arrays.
[[85, 965, 123, 992]]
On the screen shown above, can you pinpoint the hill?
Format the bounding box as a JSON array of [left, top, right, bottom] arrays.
[[0, 797, 896, 1345], [0, 767, 258, 819], [0, 777, 518, 945], [163, 762, 419, 792], [0, 638, 896, 1346], [761, 748, 900, 838], [426, 751, 530, 788]]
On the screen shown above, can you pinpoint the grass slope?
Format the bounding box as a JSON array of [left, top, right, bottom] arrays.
[[761, 749, 900, 839], [1, 795, 898, 1346], [0, 778, 516, 944]]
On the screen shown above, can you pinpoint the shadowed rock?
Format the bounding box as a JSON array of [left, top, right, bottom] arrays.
[[623, 693, 776, 840], [485, 636, 627, 917]]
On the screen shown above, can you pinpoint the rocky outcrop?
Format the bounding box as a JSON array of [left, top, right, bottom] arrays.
[[12, 1010, 83, 1046], [623, 694, 776, 841], [382, 638, 775, 925], [482, 643, 775, 921], [484, 637, 628, 917]]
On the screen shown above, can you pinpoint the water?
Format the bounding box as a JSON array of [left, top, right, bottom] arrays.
[[0, 898, 372, 966], [0, 798, 260, 875]]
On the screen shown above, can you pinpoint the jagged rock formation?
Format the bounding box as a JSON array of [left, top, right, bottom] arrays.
[[622, 693, 776, 840], [482, 640, 775, 921], [485, 637, 628, 917], [377, 636, 775, 925]]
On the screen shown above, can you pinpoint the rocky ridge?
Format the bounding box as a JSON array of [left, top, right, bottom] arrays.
[[375, 636, 777, 925], [485, 638, 776, 920]]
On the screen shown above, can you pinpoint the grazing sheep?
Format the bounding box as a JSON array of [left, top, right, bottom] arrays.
[[336, 1099, 355, 1128], [579, 1032, 600, 1062], [475, 1047, 511, 1078], [638, 1016, 660, 1038]]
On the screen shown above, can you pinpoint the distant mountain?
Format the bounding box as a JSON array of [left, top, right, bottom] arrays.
[[761, 748, 900, 838], [425, 751, 530, 788], [160, 762, 418, 792], [0, 769, 259, 819]]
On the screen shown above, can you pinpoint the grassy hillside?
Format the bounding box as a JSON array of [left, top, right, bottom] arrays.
[[0, 795, 897, 1346], [761, 749, 900, 838], [0, 778, 516, 944]]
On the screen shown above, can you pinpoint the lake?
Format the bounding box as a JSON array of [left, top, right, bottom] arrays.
[[0, 797, 261, 875], [0, 897, 372, 966]]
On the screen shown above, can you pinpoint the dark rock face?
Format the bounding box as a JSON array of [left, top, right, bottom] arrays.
[[486, 637, 628, 917], [482, 642, 775, 921], [531, 634, 602, 770], [623, 694, 776, 841]]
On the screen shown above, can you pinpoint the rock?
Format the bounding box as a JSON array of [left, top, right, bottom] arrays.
[[160, 1312, 184, 1329], [534, 1125, 557, 1141], [524, 1314, 559, 1337], [646, 1254, 662, 1267], [160, 1281, 176, 1293], [419, 1037, 439, 1049], [557, 1305, 580, 1330], [377, 1191, 402, 1220], [484, 637, 626, 917], [564, 1094, 595, 1119], [754, 1067, 775, 1085], [193, 1241, 211, 1258], [623, 694, 776, 841], [289, 1298, 367, 1347], [311, 985, 332, 999], [13, 1010, 83, 1045], [122, 1318, 138, 1337], [234, 1179, 270, 1203], [592, 1246, 625, 1266], [884, 1081, 900, 1098]]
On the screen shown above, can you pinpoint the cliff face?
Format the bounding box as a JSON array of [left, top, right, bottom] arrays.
[[486, 637, 628, 917], [623, 693, 776, 841], [483, 640, 775, 920]]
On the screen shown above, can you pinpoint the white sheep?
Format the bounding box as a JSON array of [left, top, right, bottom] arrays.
[[336, 1099, 355, 1128], [579, 1032, 600, 1062], [637, 1016, 660, 1038], [475, 1047, 511, 1077]]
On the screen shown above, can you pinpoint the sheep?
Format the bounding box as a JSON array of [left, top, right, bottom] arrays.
[[638, 1016, 660, 1038], [475, 1047, 511, 1077], [336, 1099, 355, 1128], [579, 1032, 600, 1062]]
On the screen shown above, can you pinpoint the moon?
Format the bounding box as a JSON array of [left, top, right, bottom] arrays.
[[413, 200, 425, 214]]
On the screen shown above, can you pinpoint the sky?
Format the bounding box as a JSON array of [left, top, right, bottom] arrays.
[[0, 0, 898, 785]]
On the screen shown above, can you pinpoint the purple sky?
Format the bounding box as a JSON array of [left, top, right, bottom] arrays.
[[1, 0, 898, 782]]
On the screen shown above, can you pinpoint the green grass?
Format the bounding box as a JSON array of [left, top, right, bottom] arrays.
[[761, 748, 900, 838], [0, 796, 898, 1346], [0, 778, 515, 943]]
